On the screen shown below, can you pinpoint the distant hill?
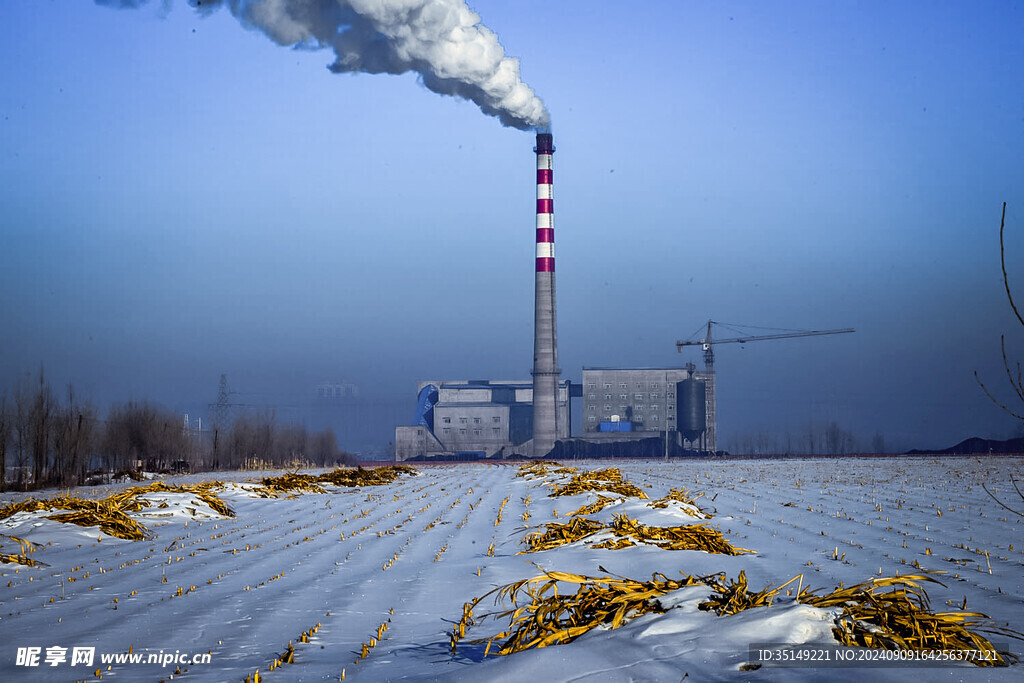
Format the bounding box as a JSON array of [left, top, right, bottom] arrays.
[[906, 436, 1024, 455]]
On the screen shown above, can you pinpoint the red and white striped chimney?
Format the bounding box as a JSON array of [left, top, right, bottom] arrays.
[[532, 133, 559, 456]]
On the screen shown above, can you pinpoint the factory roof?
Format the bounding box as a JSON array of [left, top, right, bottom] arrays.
[[582, 366, 702, 371], [433, 402, 520, 409]]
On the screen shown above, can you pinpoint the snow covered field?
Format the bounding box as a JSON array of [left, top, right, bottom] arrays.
[[1, 456, 1022, 682]]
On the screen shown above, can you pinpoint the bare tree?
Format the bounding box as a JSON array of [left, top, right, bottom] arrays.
[[0, 394, 8, 492], [976, 203, 1024, 419], [52, 386, 97, 487], [102, 401, 190, 474], [975, 202, 1024, 517], [29, 368, 55, 486]]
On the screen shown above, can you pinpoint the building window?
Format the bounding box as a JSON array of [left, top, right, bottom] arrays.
[[651, 404, 659, 411], [417, 428, 423, 435], [636, 383, 645, 389], [587, 393, 595, 399], [619, 393, 627, 400], [650, 392, 659, 399], [604, 383, 612, 389], [459, 428, 467, 435], [587, 383, 595, 389], [588, 405, 596, 412], [442, 417, 451, 424], [474, 429, 482, 436], [473, 417, 481, 424], [634, 393, 644, 400], [604, 404, 612, 411], [492, 416, 500, 423], [635, 404, 644, 412], [668, 392, 675, 399], [651, 382, 659, 389], [651, 415, 659, 422], [619, 383, 627, 389], [459, 417, 468, 424], [668, 404, 675, 411], [443, 428, 451, 434], [634, 416, 644, 423], [587, 416, 596, 422], [492, 427, 499, 434], [604, 393, 612, 400]]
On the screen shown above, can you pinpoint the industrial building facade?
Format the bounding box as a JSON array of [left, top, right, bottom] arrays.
[[394, 380, 571, 461], [581, 367, 716, 452]]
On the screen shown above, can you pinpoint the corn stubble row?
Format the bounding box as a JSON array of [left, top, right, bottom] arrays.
[[476, 461, 1022, 667], [550, 468, 648, 499], [520, 513, 751, 555], [452, 565, 1022, 666], [0, 466, 415, 554], [0, 481, 234, 545], [255, 465, 415, 497]]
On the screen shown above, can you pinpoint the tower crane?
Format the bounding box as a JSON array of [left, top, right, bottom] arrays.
[[676, 320, 855, 371], [674, 321, 854, 454]]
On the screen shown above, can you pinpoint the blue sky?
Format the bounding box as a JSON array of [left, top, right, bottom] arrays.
[[2, 0, 1023, 453]]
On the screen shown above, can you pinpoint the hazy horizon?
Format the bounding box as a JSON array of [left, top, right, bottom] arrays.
[[2, 1, 1023, 456]]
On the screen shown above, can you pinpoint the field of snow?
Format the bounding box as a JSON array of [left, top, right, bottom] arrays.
[[1, 456, 1022, 682]]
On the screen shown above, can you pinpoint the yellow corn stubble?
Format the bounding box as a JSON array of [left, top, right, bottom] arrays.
[[520, 513, 752, 556], [550, 468, 647, 499], [0, 482, 237, 542], [648, 488, 711, 518], [453, 567, 1023, 666]]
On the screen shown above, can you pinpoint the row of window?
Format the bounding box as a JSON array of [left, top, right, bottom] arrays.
[[588, 382, 664, 390], [441, 427, 502, 436], [587, 415, 664, 423], [587, 404, 674, 412], [440, 416, 502, 425], [587, 392, 673, 400]]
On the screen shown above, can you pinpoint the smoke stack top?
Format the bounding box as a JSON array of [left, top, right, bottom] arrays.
[[535, 133, 554, 154], [99, 0, 550, 132]]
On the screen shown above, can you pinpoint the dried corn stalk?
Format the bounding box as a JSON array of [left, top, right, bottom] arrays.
[[649, 487, 711, 518], [257, 473, 327, 496], [566, 495, 619, 517], [797, 574, 1021, 666], [550, 469, 647, 499], [520, 517, 605, 553], [255, 466, 414, 497], [608, 514, 751, 555], [517, 461, 577, 479], [456, 566, 702, 655], [520, 513, 752, 556], [0, 482, 236, 541], [456, 568, 1022, 666], [0, 534, 42, 567], [697, 569, 798, 615]]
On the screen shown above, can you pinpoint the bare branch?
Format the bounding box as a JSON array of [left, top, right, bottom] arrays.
[[1000, 202, 1024, 327], [999, 336, 1024, 404], [974, 370, 1024, 420], [981, 482, 1024, 519]]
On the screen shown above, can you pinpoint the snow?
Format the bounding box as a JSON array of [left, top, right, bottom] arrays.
[[1, 456, 1022, 682]]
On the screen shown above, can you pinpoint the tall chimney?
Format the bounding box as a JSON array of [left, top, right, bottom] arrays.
[[532, 132, 559, 456]]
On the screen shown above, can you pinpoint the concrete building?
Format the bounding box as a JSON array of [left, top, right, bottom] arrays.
[[394, 380, 571, 461], [581, 367, 716, 452]]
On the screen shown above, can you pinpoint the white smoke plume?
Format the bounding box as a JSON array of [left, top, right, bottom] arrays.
[[95, 0, 550, 131]]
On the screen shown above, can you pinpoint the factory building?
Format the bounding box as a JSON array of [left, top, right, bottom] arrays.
[[394, 380, 572, 461], [582, 366, 715, 452]]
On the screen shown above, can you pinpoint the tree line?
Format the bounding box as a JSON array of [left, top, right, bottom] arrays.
[[0, 369, 356, 492], [725, 421, 878, 457]]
